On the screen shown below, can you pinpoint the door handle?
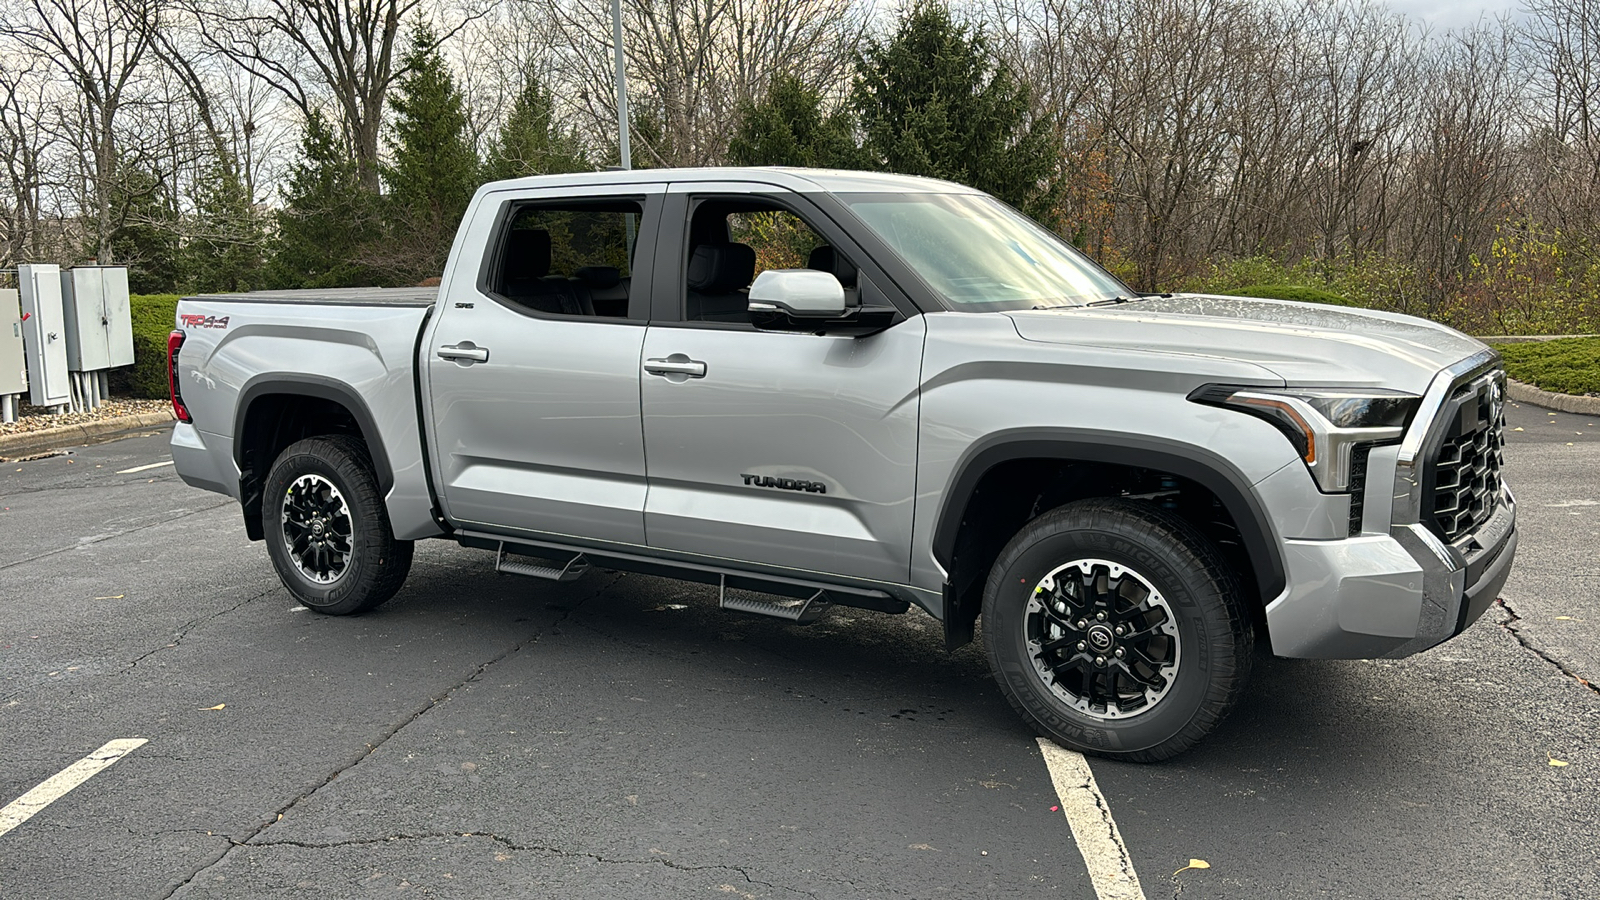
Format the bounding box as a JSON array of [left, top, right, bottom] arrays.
[[437, 342, 489, 363], [643, 356, 707, 378]]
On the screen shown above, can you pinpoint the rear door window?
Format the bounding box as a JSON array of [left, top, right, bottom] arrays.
[[484, 199, 646, 319]]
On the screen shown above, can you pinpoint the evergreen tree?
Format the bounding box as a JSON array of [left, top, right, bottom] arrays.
[[851, 2, 1061, 222], [109, 167, 180, 293], [264, 109, 382, 288], [383, 22, 480, 282], [727, 76, 857, 169], [182, 163, 264, 293], [484, 73, 587, 181]]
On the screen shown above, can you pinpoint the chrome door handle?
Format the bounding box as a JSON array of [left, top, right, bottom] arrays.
[[643, 356, 707, 378], [437, 342, 489, 363]]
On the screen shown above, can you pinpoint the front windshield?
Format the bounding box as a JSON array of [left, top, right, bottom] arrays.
[[841, 192, 1131, 311]]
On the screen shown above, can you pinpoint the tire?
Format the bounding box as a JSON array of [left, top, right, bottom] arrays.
[[982, 498, 1252, 762], [261, 435, 413, 615]]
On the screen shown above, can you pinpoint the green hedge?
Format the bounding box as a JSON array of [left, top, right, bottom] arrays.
[[1493, 337, 1600, 396], [111, 294, 181, 399], [1213, 284, 1354, 307]]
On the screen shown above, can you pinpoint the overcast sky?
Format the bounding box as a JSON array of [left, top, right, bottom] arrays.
[[1382, 0, 1526, 30]]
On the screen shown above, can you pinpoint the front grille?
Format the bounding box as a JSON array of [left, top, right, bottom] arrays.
[[1426, 372, 1506, 543], [1348, 445, 1370, 536]]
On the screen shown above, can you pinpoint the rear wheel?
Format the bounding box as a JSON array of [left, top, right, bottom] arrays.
[[262, 435, 412, 615], [982, 498, 1252, 762]]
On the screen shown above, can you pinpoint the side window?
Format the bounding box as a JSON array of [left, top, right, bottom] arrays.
[[488, 200, 642, 319], [683, 198, 859, 324]]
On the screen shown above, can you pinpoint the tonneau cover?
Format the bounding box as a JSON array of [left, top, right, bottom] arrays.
[[184, 287, 438, 307]]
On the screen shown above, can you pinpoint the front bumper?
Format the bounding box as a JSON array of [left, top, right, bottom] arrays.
[[1264, 348, 1517, 659], [1266, 486, 1516, 659]]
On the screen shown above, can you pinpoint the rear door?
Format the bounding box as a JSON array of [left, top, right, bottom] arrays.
[[638, 183, 925, 586], [424, 184, 663, 545]]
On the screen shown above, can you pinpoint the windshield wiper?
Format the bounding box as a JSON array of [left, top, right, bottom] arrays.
[[1086, 296, 1136, 307]]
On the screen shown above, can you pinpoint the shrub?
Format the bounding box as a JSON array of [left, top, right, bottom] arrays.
[[110, 294, 181, 399], [1493, 337, 1600, 395]]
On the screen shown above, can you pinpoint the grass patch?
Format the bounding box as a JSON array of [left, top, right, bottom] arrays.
[[1212, 284, 1354, 307], [1492, 337, 1600, 395]]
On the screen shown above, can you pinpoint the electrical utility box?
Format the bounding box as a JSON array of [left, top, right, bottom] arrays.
[[0, 288, 25, 396], [60, 266, 134, 370], [18, 263, 71, 407]]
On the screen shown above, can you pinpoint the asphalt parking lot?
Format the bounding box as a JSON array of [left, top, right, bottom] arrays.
[[1, 400, 1596, 899]]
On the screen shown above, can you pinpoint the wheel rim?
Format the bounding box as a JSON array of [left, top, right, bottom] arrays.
[[1024, 558, 1181, 720], [281, 474, 354, 585]]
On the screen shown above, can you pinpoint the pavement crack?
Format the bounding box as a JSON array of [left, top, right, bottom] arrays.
[[122, 586, 278, 673], [0, 499, 233, 572], [249, 829, 814, 897], [155, 574, 619, 899], [1496, 598, 1598, 696]]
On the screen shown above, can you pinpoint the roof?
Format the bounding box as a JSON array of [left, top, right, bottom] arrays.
[[476, 166, 984, 197]]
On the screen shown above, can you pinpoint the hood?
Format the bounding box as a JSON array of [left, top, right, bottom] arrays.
[[1006, 293, 1490, 394]]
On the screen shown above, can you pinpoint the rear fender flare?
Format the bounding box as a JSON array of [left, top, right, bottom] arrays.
[[234, 374, 394, 494]]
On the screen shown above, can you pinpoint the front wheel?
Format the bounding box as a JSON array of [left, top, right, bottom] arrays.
[[261, 435, 413, 615], [982, 498, 1252, 762]]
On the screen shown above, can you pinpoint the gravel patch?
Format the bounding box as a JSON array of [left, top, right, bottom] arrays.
[[0, 399, 172, 436]]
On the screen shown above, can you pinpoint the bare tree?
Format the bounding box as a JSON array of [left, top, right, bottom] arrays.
[[538, 0, 868, 166]]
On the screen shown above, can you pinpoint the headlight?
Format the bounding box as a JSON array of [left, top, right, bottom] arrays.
[[1190, 385, 1420, 492]]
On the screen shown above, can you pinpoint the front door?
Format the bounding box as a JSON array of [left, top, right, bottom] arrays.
[[425, 186, 663, 545], [639, 187, 924, 586]]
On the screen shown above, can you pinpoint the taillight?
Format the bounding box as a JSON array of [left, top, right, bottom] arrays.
[[167, 330, 192, 423]]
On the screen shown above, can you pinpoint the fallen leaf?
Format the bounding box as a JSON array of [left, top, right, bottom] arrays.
[[1548, 755, 1569, 767], [1556, 616, 1576, 621], [200, 703, 226, 710], [1175, 859, 1212, 875], [1513, 427, 1525, 432], [93, 595, 124, 600]]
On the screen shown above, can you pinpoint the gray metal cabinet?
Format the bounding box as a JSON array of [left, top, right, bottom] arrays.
[[17, 264, 70, 407], [1, 288, 25, 397], [60, 266, 134, 371]]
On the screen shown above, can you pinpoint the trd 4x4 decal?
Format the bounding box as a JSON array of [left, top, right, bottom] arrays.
[[180, 314, 230, 329]]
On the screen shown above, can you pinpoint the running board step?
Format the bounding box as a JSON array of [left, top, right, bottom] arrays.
[[495, 543, 590, 582], [719, 577, 833, 624]]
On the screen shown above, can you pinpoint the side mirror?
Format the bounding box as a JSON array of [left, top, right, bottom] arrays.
[[748, 269, 846, 319]]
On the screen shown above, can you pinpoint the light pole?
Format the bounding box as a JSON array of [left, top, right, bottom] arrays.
[[611, 0, 631, 172]]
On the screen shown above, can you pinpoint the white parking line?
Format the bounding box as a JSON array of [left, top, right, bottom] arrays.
[[0, 739, 148, 839], [116, 460, 173, 474], [1037, 738, 1147, 900]]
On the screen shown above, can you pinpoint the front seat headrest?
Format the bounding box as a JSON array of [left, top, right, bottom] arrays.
[[687, 242, 756, 293], [504, 228, 552, 282], [806, 244, 857, 288]]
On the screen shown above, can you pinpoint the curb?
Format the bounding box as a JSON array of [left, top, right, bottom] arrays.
[[1507, 379, 1600, 416], [0, 411, 177, 458]]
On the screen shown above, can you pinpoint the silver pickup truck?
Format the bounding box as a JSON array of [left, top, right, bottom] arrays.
[[169, 167, 1517, 760]]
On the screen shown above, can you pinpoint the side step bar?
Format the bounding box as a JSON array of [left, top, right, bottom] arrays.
[[495, 543, 590, 582], [719, 577, 833, 624], [457, 530, 911, 616]]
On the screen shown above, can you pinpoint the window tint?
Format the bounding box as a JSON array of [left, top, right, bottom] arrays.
[[491, 201, 641, 318], [683, 198, 857, 324]]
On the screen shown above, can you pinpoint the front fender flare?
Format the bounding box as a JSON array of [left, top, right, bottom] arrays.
[[932, 429, 1288, 604]]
